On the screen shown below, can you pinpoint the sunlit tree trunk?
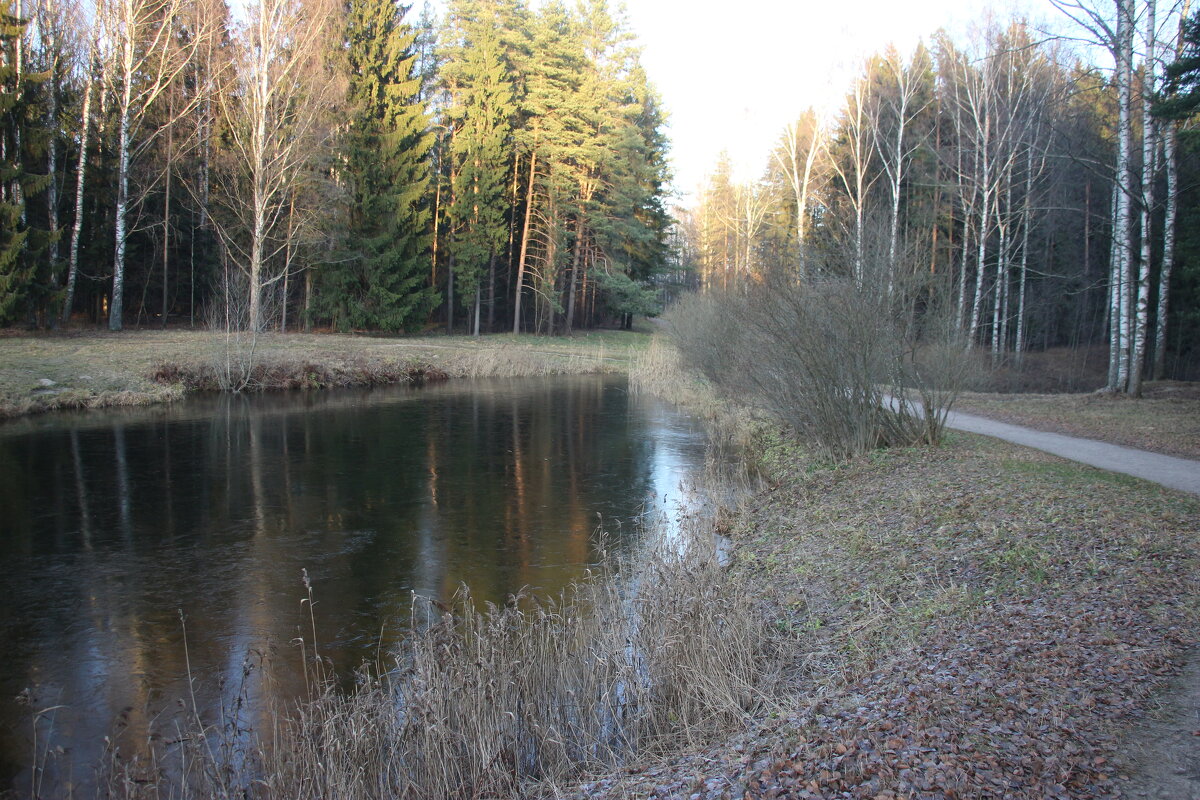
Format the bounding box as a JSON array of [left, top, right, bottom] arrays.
[[1154, 120, 1178, 380], [1129, 0, 1156, 396], [1113, 0, 1134, 391], [63, 67, 93, 326], [513, 150, 535, 334]]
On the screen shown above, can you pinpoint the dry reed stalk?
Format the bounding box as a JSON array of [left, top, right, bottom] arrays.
[[93, 515, 775, 800]]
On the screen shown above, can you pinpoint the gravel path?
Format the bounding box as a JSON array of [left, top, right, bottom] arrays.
[[943, 407, 1200, 496]]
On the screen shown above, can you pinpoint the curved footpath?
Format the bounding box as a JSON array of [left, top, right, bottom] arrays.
[[943, 407, 1200, 496]]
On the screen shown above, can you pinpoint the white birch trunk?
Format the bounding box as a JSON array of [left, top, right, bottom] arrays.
[[1129, 0, 1156, 396], [1015, 144, 1034, 365], [1153, 121, 1178, 380], [1113, 0, 1135, 391], [110, 3, 135, 331], [63, 76, 93, 326]]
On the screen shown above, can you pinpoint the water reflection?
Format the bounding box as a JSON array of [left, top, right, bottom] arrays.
[[0, 375, 707, 792]]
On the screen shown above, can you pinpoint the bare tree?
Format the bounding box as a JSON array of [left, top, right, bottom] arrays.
[[873, 45, 932, 295], [1129, 0, 1158, 396], [1155, 0, 1189, 380], [773, 109, 825, 281], [828, 72, 878, 285], [210, 0, 346, 332], [102, 0, 216, 330]]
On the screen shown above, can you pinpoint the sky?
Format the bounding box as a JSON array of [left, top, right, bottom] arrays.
[[617, 0, 1050, 202]]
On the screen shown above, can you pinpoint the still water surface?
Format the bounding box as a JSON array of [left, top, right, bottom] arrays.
[[0, 374, 708, 791]]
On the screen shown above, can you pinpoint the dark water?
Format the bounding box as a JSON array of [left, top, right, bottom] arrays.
[[0, 374, 708, 792]]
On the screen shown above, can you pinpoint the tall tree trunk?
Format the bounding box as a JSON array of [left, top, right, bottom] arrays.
[[1154, 121, 1178, 380], [1153, 1, 1188, 380], [487, 251, 496, 331], [63, 73, 93, 326], [1107, 179, 1121, 387], [46, 70, 60, 326], [969, 181, 991, 346], [431, 161, 441, 287], [513, 150, 535, 335], [565, 216, 582, 333], [111, 30, 135, 331], [161, 93, 174, 327], [304, 268, 312, 332], [991, 200, 1007, 359], [446, 252, 455, 334], [1129, 0, 1156, 397], [1113, 0, 1135, 391], [1015, 145, 1033, 366]]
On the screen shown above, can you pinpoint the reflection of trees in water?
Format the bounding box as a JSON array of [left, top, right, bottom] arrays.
[[0, 375, 689, 791]]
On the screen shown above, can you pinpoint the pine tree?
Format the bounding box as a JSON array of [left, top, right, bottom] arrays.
[[442, 0, 516, 334], [316, 0, 436, 331], [0, 0, 49, 324]]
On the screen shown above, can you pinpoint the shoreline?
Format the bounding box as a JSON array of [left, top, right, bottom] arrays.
[[4, 331, 1197, 797], [0, 328, 647, 421]]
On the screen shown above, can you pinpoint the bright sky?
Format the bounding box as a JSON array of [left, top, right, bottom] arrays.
[[618, 0, 1050, 202]]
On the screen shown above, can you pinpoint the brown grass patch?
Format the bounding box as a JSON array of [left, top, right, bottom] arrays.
[[91, 524, 774, 800], [0, 329, 647, 419], [956, 380, 1200, 459], [574, 434, 1200, 798]]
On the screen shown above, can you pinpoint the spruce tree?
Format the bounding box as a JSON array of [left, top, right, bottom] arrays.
[[318, 0, 437, 331], [0, 0, 49, 324]]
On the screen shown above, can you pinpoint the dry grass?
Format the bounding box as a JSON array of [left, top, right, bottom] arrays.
[[575, 430, 1200, 798], [90, 518, 774, 800], [956, 380, 1200, 459], [981, 345, 1110, 393], [0, 329, 651, 419]]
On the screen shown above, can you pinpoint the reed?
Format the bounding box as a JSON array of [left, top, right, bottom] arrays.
[[96, 519, 774, 799]]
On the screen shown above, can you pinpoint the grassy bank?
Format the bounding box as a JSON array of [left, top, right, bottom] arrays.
[[579, 341, 1200, 798], [0, 328, 650, 419]]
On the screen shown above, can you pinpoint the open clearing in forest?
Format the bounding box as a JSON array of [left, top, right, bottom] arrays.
[[0, 328, 651, 419]]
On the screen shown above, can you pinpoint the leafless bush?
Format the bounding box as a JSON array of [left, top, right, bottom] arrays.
[[667, 263, 975, 461], [96, 520, 773, 799], [204, 261, 279, 392]]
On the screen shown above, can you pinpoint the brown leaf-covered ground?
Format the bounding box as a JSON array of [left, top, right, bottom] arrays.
[[573, 433, 1200, 799], [955, 383, 1200, 460]]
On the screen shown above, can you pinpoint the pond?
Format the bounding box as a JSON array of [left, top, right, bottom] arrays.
[[0, 374, 710, 793]]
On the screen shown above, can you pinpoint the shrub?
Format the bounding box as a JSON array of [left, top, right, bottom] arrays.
[[666, 266, 975, 461]]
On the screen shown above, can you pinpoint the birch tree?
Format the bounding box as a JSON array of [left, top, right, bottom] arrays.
[[211, 0, 345, 331], [102, 0, 214, 330], [1129, 0, 1158, 396], [872, 44, 933, 294], [828, 72, 877, 285], [773, 108, 825, 281], [1154, 0, 1192, 379]]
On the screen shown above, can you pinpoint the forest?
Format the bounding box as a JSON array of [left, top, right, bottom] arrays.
[[682, 0, 1200, 392], [1, 0, 1198, 392], [0, 0, 670, 337]]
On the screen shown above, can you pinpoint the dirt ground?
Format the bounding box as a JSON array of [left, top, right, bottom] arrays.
[[1124, 651, 1200, 800]]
